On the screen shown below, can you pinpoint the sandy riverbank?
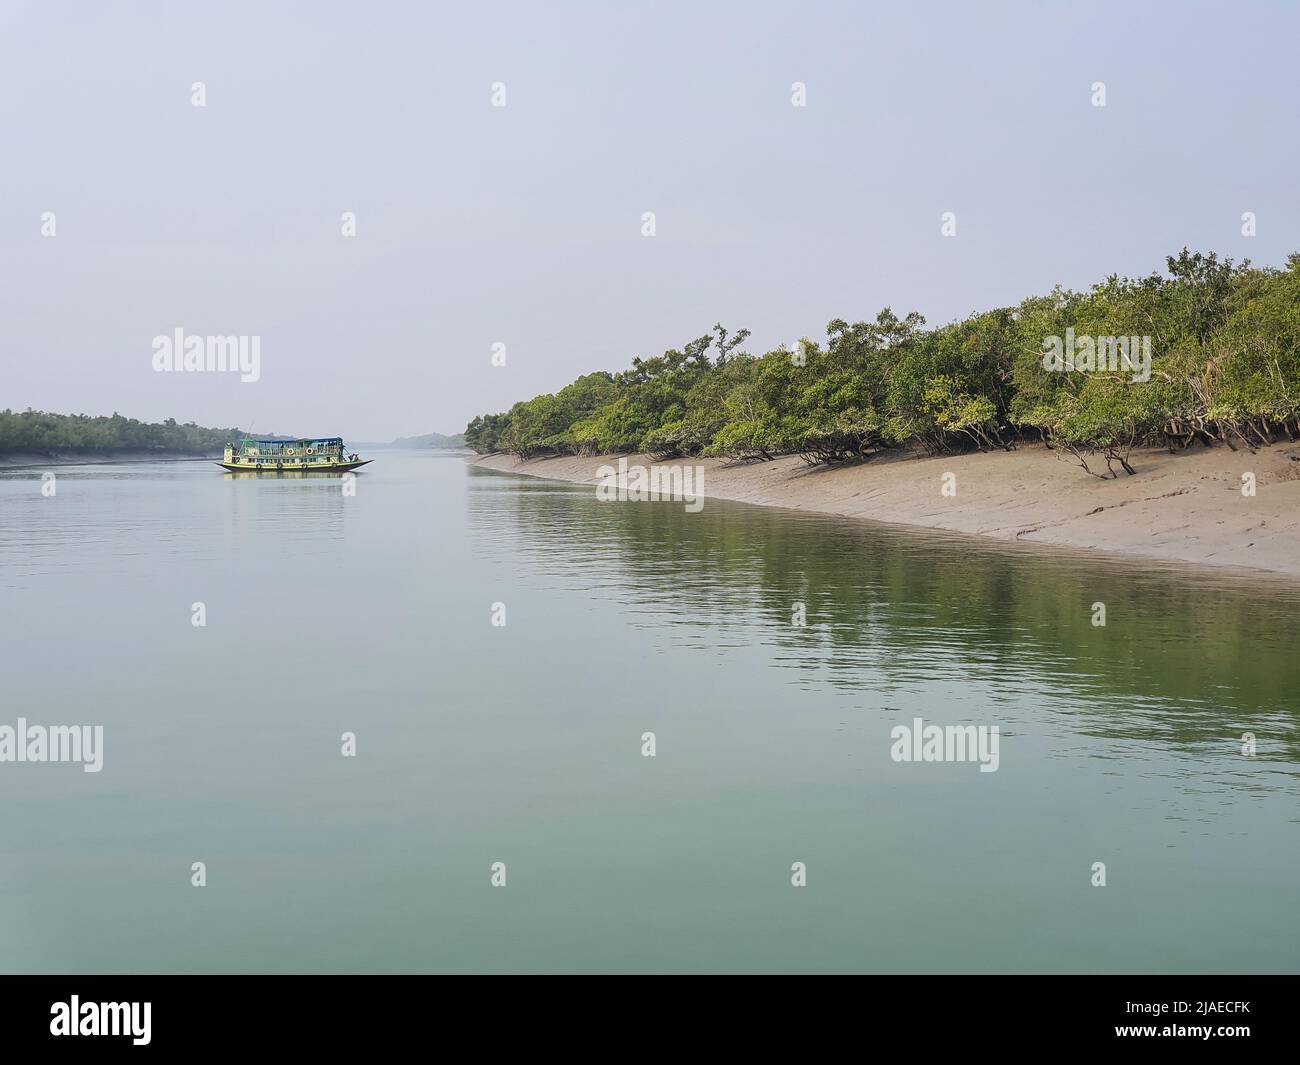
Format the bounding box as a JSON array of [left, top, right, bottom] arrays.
[[472, 443, 1300, 577]]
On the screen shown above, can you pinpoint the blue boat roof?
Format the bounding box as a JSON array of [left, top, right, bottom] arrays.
[[240, 436, 343, 444]]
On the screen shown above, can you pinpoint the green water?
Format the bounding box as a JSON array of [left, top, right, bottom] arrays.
[[0, 450, 1296, 973]]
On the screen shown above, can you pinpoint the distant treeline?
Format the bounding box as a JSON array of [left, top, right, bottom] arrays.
[[465, 250, 1300, 477], [391, 431, 467, 448], [0, 410, 240, 455]]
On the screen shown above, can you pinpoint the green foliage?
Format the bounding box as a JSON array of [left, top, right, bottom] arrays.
[[464, 251, 1300, 475], [0, 410, 239, 455], [464, 412, 511, 453]]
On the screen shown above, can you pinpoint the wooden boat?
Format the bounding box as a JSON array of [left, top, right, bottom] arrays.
[[217, 436, 372, 473]]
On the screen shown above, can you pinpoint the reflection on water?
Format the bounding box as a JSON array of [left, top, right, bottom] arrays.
[[222, 470, 356, 480], [467, 467, 1300, 779]]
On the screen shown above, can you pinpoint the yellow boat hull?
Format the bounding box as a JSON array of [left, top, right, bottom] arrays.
[[217, 459, 372, 474]]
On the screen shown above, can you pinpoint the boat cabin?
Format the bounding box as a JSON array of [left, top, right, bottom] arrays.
[[223, 437, 349, 468]]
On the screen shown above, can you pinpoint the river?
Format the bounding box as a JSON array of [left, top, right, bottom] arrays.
[[0, 450, 1296, 972]]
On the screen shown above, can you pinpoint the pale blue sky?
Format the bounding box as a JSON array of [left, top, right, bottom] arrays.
[[2, 0, 1296, 440]]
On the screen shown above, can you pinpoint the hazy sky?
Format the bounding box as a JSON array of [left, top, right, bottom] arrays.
[[2, 0, 1297, 441]]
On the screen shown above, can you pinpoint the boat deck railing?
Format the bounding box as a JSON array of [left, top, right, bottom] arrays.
[[231, 457, 350, 464]]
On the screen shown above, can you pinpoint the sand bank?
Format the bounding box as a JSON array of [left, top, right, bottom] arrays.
[[472, 443, 1300, 577]]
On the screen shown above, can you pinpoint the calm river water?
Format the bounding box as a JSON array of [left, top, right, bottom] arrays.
[[0, 450, 1296, 972]]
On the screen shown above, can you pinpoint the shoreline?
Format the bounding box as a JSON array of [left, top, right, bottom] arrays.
[[0, 451, 221, 469], [471, 443, 1300, 578]]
